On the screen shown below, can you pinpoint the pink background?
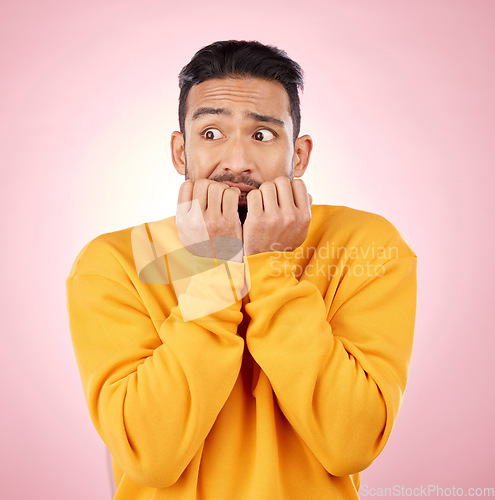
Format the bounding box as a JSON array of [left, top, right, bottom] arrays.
[[1, 1, 494, 498]]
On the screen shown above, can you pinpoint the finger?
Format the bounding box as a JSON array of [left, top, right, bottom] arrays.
[[246, 189, 263, 217], [206, 181, 226, 214], [177, 180, 193, 212], [221, 187, 241, 217], [273, 176, 295, 209], [192, 179, 210, 212], [259, 181, 278, 212], [291, 179, 309, 209]]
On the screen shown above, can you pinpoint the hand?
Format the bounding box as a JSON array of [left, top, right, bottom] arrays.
[[176, 179, 243, 261], [243, 177, 312, 256]]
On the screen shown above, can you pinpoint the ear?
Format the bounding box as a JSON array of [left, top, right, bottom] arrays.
[[171, 131, 186, 176], [293, 134, 313, 178]]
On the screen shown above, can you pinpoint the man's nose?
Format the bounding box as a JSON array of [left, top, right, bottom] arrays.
[[220, 137, 255, 175]]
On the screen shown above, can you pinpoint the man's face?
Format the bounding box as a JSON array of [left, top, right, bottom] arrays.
[[171, 76, 312, 221]]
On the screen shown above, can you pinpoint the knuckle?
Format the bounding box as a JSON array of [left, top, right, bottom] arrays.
[[265, 214, 279, 226], [206, 216, 229, 234], [259, 181, 274, 191], [224, 186, 240, 198], [246, 190, 261, 204], [284, 212, 297, 225], [207, 181, 221, 193], [205, 218, 218, 233], [274, 176, 289, 186]]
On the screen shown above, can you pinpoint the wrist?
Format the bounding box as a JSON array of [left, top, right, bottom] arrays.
[[244, 250, 298, 301]]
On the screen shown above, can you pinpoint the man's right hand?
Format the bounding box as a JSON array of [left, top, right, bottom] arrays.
[[176, 179, 243, 261]]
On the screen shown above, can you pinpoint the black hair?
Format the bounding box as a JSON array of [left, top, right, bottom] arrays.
[[178, 40, 304, 142]]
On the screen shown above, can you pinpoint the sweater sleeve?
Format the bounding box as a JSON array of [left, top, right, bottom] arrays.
[[66, 236, 245, 489], [244, 243, 417, 477]]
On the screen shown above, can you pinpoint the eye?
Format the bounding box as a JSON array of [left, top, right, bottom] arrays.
[[202, 128, 224, 140], [253, 129, 275, 142]]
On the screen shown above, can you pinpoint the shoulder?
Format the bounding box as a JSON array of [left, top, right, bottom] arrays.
[[67, 216, 178, 280], [308, 205, 417, 260], [66, 225, 134, 280]]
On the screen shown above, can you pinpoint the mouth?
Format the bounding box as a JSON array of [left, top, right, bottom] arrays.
[[223, 181, 257, 193], [219, 181, 259, 224]]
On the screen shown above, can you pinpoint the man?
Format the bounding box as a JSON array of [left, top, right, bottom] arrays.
[[66, 40, 417, 499]]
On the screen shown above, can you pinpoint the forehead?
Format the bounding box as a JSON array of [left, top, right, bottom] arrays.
[[185, 77, 291, 122]]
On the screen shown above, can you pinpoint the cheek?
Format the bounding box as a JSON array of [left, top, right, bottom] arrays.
[[185, 144, 217, 178], [259, 147, 293, 176]]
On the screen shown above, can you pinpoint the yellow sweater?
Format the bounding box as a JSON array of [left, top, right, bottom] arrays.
[[66, 204, 417, 499]]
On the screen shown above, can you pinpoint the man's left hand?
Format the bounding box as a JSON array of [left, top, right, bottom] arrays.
[[243, 177, 312, 256]]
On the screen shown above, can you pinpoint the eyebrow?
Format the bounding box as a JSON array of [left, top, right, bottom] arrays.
[[246, 112, 285, 127], [192, 107, 231, 120], [191, 107, 285, 127]]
